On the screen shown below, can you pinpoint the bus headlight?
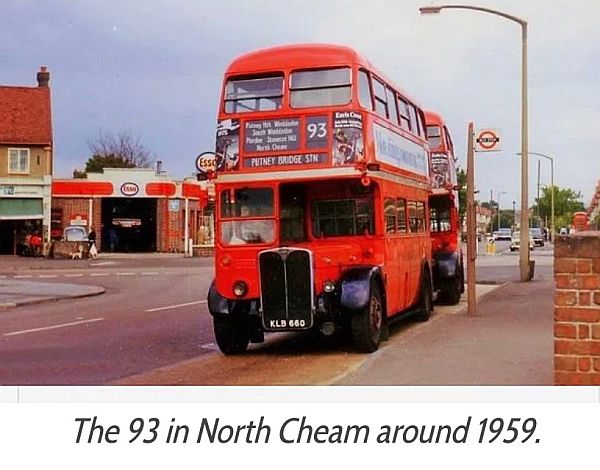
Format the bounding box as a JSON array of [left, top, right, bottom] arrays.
[[323, 280, 336, 293], [233, 281, 248, 297]]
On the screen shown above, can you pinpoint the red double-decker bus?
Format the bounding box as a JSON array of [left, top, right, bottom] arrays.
[[425, 111, 464, 304], [205, 44, 433, 354]]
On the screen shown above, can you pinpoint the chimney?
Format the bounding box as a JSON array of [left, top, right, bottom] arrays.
[[37, 66, 50, 87]]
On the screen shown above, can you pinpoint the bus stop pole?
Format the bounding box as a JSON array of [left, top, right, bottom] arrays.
[[466, 122, 477, 316], [184, 197, 190, 257]]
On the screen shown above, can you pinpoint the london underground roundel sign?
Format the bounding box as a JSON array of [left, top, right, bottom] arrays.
[[475, 128, 501, 152]]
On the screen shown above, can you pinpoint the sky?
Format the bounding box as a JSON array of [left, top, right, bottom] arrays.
[[2, 0, 599, 208]]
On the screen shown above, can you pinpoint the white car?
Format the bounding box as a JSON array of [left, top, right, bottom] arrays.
[[510, 231, 534, 251], [493, 228, 512, 241]]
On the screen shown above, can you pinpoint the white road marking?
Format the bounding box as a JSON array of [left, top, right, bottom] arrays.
[[90, 273, 110, 277], [200, 342, 219, 351], [117, 272, 135, 276], [38, 274, 58, 278], [4, 318, 104, 337], [14, 275, 33, 279], [146, 300, 207, 312], [90, 262, 115, 266], [0, 275, 7, 278], [141, 272, 159, 276], [64, 274, 84, 278]]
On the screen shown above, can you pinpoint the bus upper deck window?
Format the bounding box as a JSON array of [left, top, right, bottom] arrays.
[[426, 125, 442, 149], [290, 67, 351, 108], [358, 69, 372, 110], [224, 75, 284, 114]]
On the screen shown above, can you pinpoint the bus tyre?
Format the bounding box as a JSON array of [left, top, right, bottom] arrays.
[[351, 281, 383, 353], [415, 270, 433, 322], [213, 315, 249, 355], [444, 268, 463, 306]]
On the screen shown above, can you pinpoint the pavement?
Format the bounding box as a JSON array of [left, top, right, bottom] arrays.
[[340, 278, 553, 385], [0, 280, 105, 308]]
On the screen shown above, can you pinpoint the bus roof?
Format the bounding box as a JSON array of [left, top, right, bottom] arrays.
[[225, 43, 370, 74], [424, 110, 444, 126], [224, 43, 422, 108]]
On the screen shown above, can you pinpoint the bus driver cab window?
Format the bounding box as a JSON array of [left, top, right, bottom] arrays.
[[220, 188, 275, 245]]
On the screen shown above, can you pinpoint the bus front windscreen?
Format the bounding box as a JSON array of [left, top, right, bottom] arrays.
[[220, 188, 275, 245]]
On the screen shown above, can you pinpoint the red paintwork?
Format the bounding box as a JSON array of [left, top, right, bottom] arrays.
[[572, 212, 589, 232], [424, 111, 461, 260], [146, 182, 176, 197], [213, 44, 432, 318], [182, 182, 208, 205], [52, 180, 113, 196]]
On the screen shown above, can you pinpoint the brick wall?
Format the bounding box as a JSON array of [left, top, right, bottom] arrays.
[[52, 197, 102, 249], [156, 198, 185, 252], [554, 232, 600, 385]]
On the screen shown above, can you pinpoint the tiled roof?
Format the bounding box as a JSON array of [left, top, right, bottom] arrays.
[[0, 85, 52, 145]]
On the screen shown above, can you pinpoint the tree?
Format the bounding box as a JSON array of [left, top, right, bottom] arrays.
[[488, 210, 515, 232], [82, 130, 152, 173], [532, 185, 585, 231], [457, 167, 467, 226]]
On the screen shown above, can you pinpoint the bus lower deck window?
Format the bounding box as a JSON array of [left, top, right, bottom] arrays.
[[312, 198, 373, 238]]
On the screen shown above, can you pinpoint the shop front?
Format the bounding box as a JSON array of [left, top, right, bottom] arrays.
[[51, 168, 208, 254], [0, 176, 51, 255]]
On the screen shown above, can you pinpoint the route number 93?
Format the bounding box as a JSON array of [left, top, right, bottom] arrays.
[[307, 122, 327, 139]]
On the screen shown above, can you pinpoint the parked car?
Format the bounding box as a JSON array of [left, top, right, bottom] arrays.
[[493, 228, 512, 241], [529, 228, 545, 247], [510, 231, 534, 252], [63, 225, 88, 242]]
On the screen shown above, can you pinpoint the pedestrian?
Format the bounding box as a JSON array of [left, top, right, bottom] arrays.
[[107, 226, 118, 252], [88, 226, 97, 251], [30, 232, 43, 257]]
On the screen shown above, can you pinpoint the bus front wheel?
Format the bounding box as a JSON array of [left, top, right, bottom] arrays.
[[350, 281, 383, 353], [213, 314, 249, 355]]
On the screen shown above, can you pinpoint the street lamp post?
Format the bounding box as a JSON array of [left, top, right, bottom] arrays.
[[497, 190, 507, 230], [513, 200, 516, 231], [518, 151, 555, 242], [420, 4, 530, 281]]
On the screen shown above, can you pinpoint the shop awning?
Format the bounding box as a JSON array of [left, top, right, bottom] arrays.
[[0, 199, 44, 220]]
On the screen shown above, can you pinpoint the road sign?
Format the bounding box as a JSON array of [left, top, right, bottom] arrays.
[[474, 128, 501, 152]]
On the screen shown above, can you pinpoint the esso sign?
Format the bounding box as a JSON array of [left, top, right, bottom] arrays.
[[120, 182, 140, 197], [196, 152, 220, 178]]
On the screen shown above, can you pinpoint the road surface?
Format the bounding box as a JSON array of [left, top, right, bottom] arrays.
[[0, 243, 553, 385]]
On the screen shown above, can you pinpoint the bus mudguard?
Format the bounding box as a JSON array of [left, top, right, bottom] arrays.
[[435, 252, 459, 279], [339, 266, 384, 311], [207, 280, 229, 316]]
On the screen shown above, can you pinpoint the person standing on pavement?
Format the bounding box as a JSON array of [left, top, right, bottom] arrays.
[[88, 226, 97, 251]]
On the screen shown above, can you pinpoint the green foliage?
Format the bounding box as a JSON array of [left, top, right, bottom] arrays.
[[488, 210, 515, 232], [532, 185, 585, 231], [84, 154, 136, 173], [457, 167, 467, 225]]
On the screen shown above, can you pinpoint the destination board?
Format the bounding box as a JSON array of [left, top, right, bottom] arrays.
[[244, 118, 300, 153], [243, 153, 327, 168]]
